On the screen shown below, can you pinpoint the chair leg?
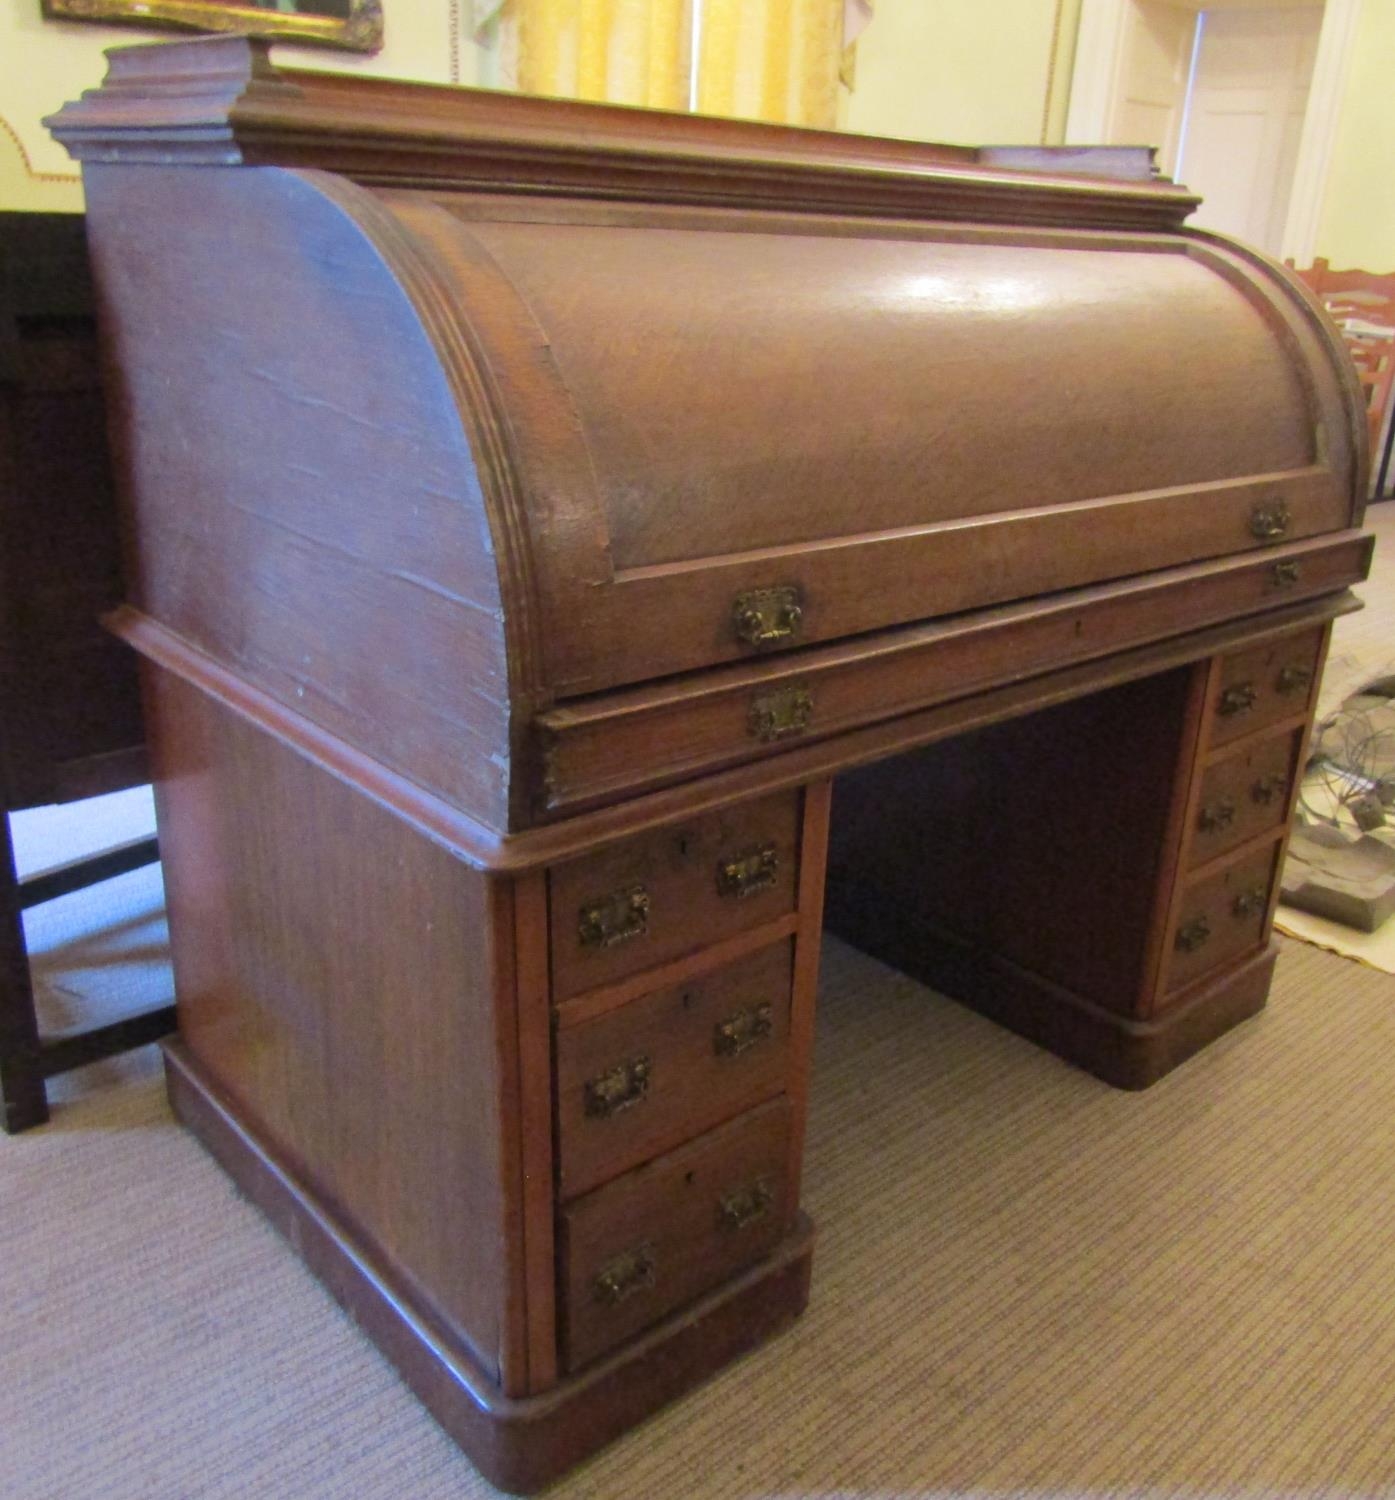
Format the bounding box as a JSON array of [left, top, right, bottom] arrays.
[[1, 815, 49, 1133]]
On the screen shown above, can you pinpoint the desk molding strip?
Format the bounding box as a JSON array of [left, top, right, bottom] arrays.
[[112, 586, 1361, 876], [538, 534, 1372, 815]]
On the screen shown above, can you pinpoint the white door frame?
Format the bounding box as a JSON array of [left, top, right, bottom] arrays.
[[1065, 0, 1362, 264]]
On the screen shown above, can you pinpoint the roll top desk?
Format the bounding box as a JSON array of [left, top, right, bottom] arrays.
[[49, 38, 1372, 1491]]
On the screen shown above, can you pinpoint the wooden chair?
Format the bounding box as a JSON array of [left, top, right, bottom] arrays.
[[0, 211, 172, 1134], [1289, 260, 1395, 497]]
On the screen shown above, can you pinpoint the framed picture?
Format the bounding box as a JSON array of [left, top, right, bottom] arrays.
[[41, 0, 383, 54]]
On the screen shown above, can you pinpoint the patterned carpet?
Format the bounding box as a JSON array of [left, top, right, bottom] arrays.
[[6, 933, 1395, 1499]]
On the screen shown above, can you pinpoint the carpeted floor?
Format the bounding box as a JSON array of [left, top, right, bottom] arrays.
[[7, 936, 1395, 1499], [5, 508, 1395, 1500]]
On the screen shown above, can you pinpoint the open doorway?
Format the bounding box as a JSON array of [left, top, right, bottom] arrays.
[[1067, 0, 1359, 264], [1178, 5, 1322, 254]]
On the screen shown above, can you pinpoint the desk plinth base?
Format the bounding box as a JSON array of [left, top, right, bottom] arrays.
[[826, 898, 1276, 1089], [163, 1042, 815, 1494], [927, 940, 1275, 1090]]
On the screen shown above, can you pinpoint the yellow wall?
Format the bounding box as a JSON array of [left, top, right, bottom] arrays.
[[1313, 0, 1395, 269], [0, 0, 488, 211], [843, 0, 1079, 146]]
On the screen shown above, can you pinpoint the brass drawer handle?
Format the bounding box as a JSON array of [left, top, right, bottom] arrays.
[[749, 685, 813, 743], [1198, 796, 1237, 833], [594, 1243, 656, 1305], [717, 844, 779, 901], [1250, 501, 1291, 540], [733, 586, 803, 648], [1175, 917, 1211, 954], [1271, 560, 1302, 589], [1232, 884, 1268, 920], [1218, 683, 1258, 718], [579, 885, 650, 950], [1275, 664, 1313, 697], [714, 1003, 774, 1057], [1251, 773, 1288, 805], [584, 1055, 651, 1119], [718, 1177, 775, 1232]]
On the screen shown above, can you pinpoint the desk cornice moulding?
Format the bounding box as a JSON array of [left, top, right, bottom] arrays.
[[45, 34, 1203, 231]]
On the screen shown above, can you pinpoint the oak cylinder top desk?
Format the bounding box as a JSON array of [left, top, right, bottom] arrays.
[[49, 38, 1373, 1492]]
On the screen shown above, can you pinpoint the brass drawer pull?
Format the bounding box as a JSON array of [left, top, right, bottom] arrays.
[[714, 1003, 774, 1057], [717, 844, 779, 901], [1251, 773, 1288, 806], [718, 1177, 775, 1232], [749, 685, 813, 743], [733, 586, 803, 648], [579, 885, 650, 950], [1175, 917, 1211, 953], [584, 1055, 651, 1119], [1218, 683, 1258, 718], [1232, 884, 1268, 920], [1198, 796, 1237, 833], [1249, 501, 1291, 540], [1275, 664, 1313, 697], [1271, 560, 1302, 589], [594, 1244, 656, 1305]]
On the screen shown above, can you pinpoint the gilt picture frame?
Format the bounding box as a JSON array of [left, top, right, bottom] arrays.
[[41, 0, 383, 54]]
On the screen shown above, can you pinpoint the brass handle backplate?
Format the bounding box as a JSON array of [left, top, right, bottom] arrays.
[[1250, 501, 1291, 540], [749, 685, 813, 743], [1232, 884, 1268, 919], [584, 1055, 651, 1119], [714, 1003, 774, 1057], [1251, 773, 1287, 806], [733, 586, 803, 648], [718, 1177, 775, 1232], [717, 844, 779, 901], [594, 1244, 656, 1305], [1218, 683, 1258, 718], [1175, 916, 1212, 954], [1271, 560, 1302, 589], [579, 885, 650, 950], [1276, 664, 1313, 697], [1198, 796, 1237, 833]]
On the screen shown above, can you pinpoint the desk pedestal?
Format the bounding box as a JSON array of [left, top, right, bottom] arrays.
[[146, 619, 1324, 1490]]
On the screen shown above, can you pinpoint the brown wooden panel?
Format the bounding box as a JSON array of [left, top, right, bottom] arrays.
[[145, 665, 524, 1388], [536, 533, 1371, 815], [555, 938, 793, 1201], [1165, 840, 1280, 995], [1207, 627, 1326, 748], [828, 669, 1197, 1016], [1188, 729, 1299, 869], [511, 869, 557, 1395], [81, 164, 516, 828], [549, 791, 799, 1002], [558, 1097, 791, 1372], [0, 213, 145, 811]]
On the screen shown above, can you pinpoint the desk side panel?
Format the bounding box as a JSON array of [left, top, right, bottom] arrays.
[[81, 163, 514, 829], [145, 666, 528, 1391]]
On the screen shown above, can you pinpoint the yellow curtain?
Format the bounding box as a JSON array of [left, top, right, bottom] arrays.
[[697, 0, 842, 129], [505, 0, 844, 128], [513, 0, 692, 111]]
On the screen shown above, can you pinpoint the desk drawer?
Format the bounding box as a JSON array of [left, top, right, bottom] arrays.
[[1189, 730, 1299, 869], [556, 940, 794, 1200], [1208, 627, 1324, 748], [558, 1097, 791, 1371], [549, 792, 800, 1002], [1166, 842, 1279, 995]]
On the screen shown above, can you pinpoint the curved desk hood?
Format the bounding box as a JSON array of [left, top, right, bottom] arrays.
[[49, 36, 1368, 832]]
